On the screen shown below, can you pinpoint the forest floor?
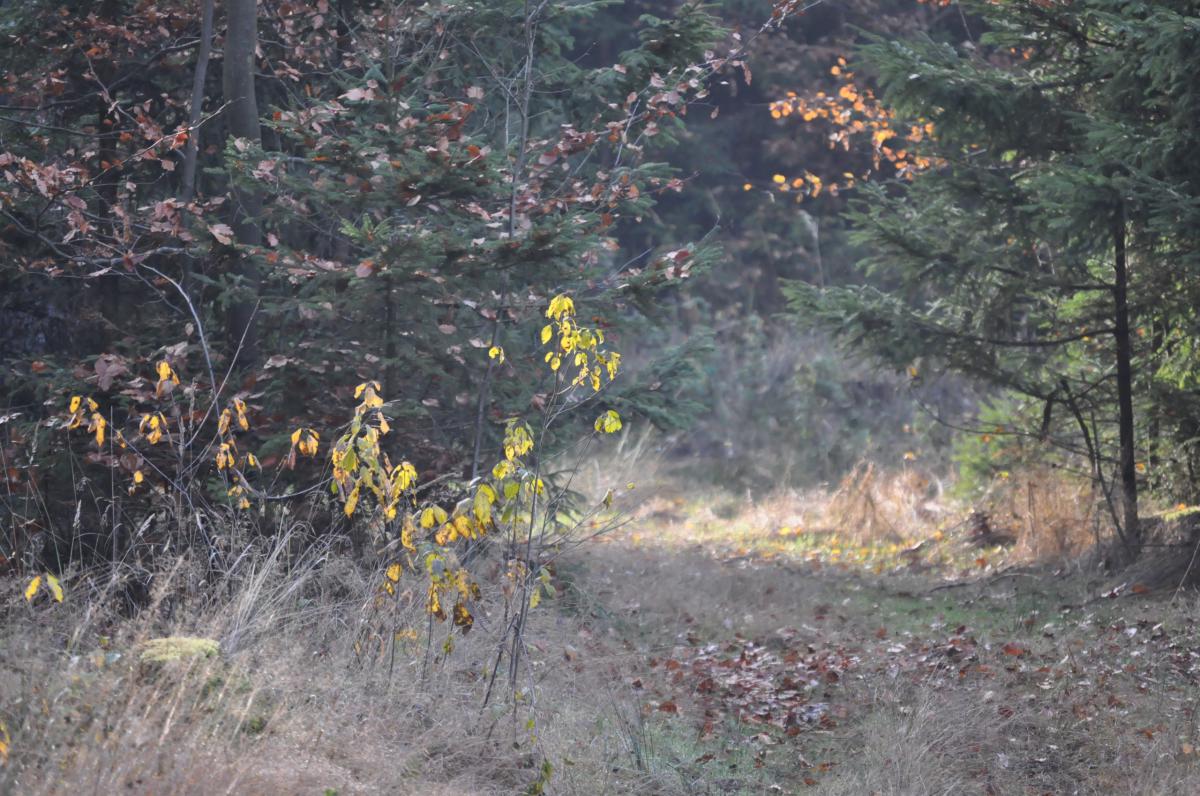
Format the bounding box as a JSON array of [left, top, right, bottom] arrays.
[[5, 468, 1200, 794], [562, 480, 1200, 795]]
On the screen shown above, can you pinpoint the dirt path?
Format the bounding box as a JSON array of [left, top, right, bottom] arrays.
[[560, 495, 1200, 795]]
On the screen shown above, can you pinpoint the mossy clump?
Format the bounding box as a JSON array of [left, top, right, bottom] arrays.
[[138, 636, 220, 664]]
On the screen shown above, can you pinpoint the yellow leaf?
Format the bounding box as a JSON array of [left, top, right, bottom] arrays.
[[133, 470, 144, 484], [606, 352, 621, 379], [472, 497, 492, 528], [594, 409, 622, 434], [420, 507, 437, 529], [386, 562, 402, 582], [529, 588, 541, 609], [24, 575, 41, 602], [492, 460, 512, 480], [488, 345, 505, 364], [378, 416, 390, 435], [393, 461, 418, 491], [300, 432, 319, 456], [344, 485, 360, 517], [453, 601, 474, 632], [541, 325, 553, 345], [546, 295, 575, 320], [234, 398, 249, 430], [401, 514, 417, 551], [46, 574, 63, 602], [68, 395, 81, 413]]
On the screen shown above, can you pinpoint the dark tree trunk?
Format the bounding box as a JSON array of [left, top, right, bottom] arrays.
[[221, 0, 264, 363], [1112, 203, 1140, 561], [181, 0, 215, 204], [95, 0, 124, 343]]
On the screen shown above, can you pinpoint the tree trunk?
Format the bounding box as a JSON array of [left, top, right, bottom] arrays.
[[221, 0, 264, 363], [95, 0, 124, 342], [1112, 203, 1140, 562], [181, 0, 215, 204]]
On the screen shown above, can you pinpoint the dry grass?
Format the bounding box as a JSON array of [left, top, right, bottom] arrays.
[[6, 450, 1200, 795], [0, 521, 681, 795], [3, 501, 808, 795], [976, 466, 1108, 562]]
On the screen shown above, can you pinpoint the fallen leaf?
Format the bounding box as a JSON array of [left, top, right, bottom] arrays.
[[208, 223, 235, 245]]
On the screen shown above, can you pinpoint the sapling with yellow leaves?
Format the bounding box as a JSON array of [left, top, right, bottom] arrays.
[[50, 295, 626, 694]]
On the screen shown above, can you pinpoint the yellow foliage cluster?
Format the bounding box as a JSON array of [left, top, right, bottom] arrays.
[[66, 395, 106, 447], [541, 294, 620, 392], [24, 572, 64, 604], [53, 295, 624, 655], [763, 58, 937, 199]]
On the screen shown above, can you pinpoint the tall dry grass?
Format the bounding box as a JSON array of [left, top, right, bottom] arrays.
[[0, 517, 688, 795]]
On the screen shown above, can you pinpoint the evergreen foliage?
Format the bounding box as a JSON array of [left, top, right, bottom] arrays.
[[0, 0, 728, 557], [789, 0, 1200, 556]]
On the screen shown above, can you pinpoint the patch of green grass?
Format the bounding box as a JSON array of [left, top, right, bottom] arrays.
[[243, 715, 269, 736], [627, 715, 796, 795]]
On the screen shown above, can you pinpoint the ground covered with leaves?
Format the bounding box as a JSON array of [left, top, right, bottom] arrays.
[[563, 485, 1200, 795]]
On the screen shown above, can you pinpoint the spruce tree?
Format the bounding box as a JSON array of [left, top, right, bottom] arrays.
[[789, 1, 1200, 561]]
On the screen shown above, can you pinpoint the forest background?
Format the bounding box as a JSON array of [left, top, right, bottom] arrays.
[[5, 0, 1200, 793]]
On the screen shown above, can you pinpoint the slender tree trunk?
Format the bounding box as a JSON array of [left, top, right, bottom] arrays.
[[222, 0, 264, 363], [181, 0, 215, 204], [383, 273, 396, 398], [1112, 203, 1140, 561], [95, 0, 124, 341], [1148, 319, 1164, 473], [470, 1, 538, 480]]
